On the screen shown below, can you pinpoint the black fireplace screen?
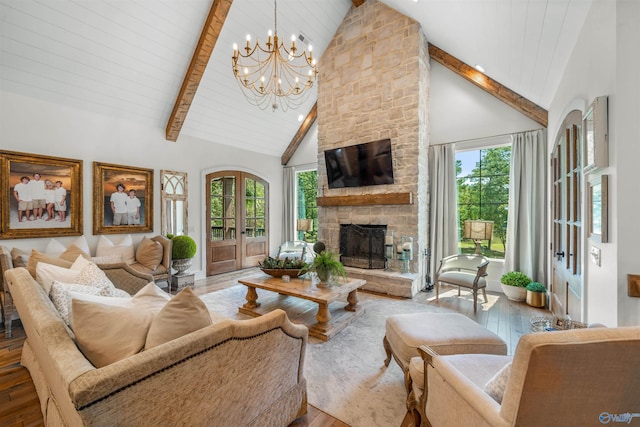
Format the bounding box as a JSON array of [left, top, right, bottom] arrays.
[[339, 224, 386, 269]]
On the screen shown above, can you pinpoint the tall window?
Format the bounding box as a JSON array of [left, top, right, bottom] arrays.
[[296, 170, 318, 242], [456, 146, 511, 258]]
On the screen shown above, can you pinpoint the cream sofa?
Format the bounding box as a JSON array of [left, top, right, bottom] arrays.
[[411, 326, 640, 427], [5, 266, 308, 426]]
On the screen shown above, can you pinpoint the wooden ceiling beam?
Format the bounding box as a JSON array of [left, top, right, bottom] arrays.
[[352, 0, 366, 7], [281, 102, 318, 165], [166, 0, 233, 142], [428, 43, 548, 128]]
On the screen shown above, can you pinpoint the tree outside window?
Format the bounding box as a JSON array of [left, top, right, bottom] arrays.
[[296, 170, 318, 242], [456, 146, 511, 258]]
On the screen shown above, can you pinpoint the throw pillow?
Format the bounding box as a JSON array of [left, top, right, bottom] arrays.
[[59, 244, 92, 262], [50, 281, 104, 325], [70, 255, 93, 271], [72, 299, 155, 368], [74, 262, 118, 296], [70, 235, 91, 256], [95, 235, 135, 265], [145, 287, 212, 349], [135, 237, 164, 271], [44, 238, 67, 257], [35, 262, 81, 295], [91, 255, 123, 265], [484, 362, 512, 404], [26, 250, 72, 278], [10, 247, 29, 268], [130, 282, 172, 310]]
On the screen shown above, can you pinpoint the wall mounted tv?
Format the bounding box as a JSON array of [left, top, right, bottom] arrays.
[[324, 139, 394, 189]]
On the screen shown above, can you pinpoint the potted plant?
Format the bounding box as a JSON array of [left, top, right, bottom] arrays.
[[305, 250, 347, 288], [525, 282, 547, 308], [169, 234, 197, 275], [500, 271, 531, 302]]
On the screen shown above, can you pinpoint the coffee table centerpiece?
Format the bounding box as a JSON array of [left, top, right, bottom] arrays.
[[259, 256, 309, 278]]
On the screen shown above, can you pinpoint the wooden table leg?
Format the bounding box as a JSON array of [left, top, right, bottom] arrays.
[[314, 302, 331, 332], [242, 286, 261, 309], [345, 289, 359, 312]]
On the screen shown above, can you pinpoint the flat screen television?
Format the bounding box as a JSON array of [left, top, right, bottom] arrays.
[[324, 139, 394, 189]]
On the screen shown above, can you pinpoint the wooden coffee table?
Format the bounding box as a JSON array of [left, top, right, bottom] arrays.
[[238, 274, 367, 341]]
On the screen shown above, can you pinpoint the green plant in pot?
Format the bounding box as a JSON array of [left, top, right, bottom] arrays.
[[169, 234, 197, 275], [525, 281, 547, 308], [500, 271, 532, 302], [305, 250, 346, 288]]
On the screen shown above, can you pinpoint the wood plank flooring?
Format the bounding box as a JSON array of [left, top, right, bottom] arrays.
[[1, 268, 547, 426]]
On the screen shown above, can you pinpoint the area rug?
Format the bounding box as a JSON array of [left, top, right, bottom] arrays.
[[200, 286, 449, 427]]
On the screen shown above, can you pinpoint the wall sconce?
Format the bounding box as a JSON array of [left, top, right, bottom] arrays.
[[296, 218, 313, 241], [464, 220, 494, 255]]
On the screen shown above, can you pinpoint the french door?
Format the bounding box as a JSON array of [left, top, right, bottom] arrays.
[[205, 171, 269, 275], [550, 110, 583, 319]]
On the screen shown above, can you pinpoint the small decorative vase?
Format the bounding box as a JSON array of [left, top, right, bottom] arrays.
[[172, 258, 192, 275], [315, 270, 331, 288], [526, 290, 546, 308]]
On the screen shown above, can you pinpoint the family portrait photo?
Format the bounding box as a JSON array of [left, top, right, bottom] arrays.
[[0, 151, 83, 239], [93, 162, 153, 234]]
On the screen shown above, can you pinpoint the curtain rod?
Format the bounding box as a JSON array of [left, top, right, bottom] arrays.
[[429, 128, 545, 147]]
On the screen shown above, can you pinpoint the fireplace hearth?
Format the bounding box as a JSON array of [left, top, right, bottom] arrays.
[[339, 224, 386, 269]]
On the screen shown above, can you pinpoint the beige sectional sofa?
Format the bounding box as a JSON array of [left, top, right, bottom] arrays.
[[5, 265, 308, 426]]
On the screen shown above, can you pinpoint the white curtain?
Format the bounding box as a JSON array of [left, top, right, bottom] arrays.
[[504, 129, 547, 283], [428, 144, 458, 283], [282, 166, 296, 243]]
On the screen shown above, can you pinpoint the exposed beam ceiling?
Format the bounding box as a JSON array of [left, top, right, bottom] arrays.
[[281, 102, 318, 165], [166, 0, 233, 142], [352, 0, 366, 7], [428, 43, 548, 128]]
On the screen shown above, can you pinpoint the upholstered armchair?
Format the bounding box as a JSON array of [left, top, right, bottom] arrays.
[[411, 326, 640, 427], [128, 235, 172, 286], [435, 254, 489, 312]]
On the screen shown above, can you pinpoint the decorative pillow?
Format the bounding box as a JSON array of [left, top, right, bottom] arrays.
[[95, 235, 135, 265], [91, 255, 123, 265], [71, 255, 93, 271], [11, 247, 30, 268], [72, 299, 155, 368], [145, 287, 212, 349], [59, 244, 92, 262], [44, 238, 67, 257], [50, 281, 104, 325], [70, 235, 91, 256], [26, 250, 72, 278], [484, 362, 512, 404], [36, 262, 81, 295], [135, 237, 164, 271], [130, 282, 172, 310], [74, 262, 118, 296]]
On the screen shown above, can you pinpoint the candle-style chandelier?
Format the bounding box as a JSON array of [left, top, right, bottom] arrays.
[[232, 0, 317, 111]]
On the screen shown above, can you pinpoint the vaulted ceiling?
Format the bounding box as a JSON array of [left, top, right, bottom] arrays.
[[0, 0, 592, 156]]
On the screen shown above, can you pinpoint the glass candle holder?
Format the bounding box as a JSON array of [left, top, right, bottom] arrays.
[[400, 236, 413, 273], [384, 231, 394, 270]]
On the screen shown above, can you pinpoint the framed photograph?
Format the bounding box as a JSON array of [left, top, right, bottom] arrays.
[[0, 150, 83, 239], [583, 95, 608, 173], [588, 174, 608, 243], [93, 162, 153, 234]]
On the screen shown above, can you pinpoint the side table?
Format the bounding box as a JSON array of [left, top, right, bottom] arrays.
[[171, 273, 195, 292]]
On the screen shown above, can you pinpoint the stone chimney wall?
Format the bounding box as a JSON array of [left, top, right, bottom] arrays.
[[317, 0, 430, 283]]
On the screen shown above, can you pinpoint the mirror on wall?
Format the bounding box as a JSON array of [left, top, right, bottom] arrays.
[[160, 170, 188, 236]]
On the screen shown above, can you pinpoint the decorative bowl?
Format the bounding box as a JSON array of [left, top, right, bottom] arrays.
[[260, 268, 304, 278]]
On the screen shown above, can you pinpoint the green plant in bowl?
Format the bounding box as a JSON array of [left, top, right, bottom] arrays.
[[500, 271, 532, 287], [304, 250, 346, 286]]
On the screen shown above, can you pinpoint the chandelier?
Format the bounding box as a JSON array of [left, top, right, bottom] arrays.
[[232, 0, 317, 111]]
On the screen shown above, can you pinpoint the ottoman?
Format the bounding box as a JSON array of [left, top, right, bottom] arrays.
[[383, 312, 507, 393]]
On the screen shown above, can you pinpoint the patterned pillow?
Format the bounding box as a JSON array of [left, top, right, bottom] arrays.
[[484, 362, 512, 404], [50, 281, 104, 325], [74, 262, 118, 296]]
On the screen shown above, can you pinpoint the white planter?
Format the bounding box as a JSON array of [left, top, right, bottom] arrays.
[[500, 284, 527, 301]]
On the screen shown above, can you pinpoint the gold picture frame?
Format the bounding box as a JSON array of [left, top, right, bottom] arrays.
[[588, 174, 608, 243], [0, 150, 83, 239], [93, 162, 153, 234]]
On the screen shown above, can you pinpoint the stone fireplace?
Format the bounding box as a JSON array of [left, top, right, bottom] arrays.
[[339, 224, 386, 269], [315, 1, 430, 298]]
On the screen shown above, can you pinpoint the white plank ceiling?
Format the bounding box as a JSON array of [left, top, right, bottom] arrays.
[[0, 0, 593, 156]]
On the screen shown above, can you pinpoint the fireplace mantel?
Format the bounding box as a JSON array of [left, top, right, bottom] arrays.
[[317, 192, 412, 207]]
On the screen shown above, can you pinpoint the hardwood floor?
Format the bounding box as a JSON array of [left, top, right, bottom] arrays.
[[1, 269, 547, 427]]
